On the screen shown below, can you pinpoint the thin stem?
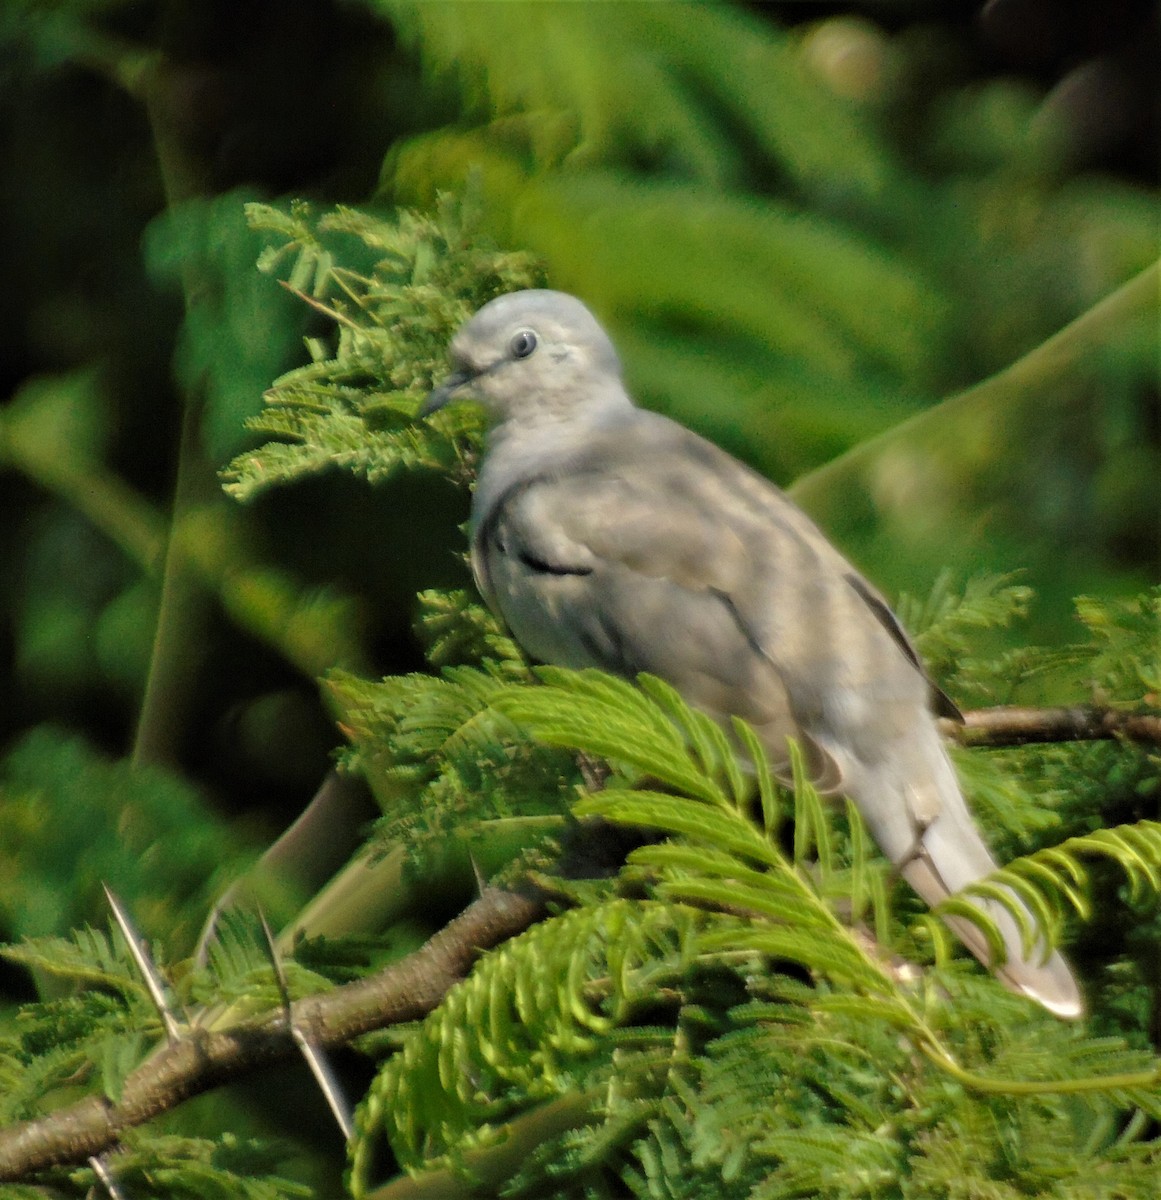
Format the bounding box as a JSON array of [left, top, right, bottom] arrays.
[[131, 404, 211, 766], [129, 38, 220, 765], [790, 262, 1160, 514], [918, 1036, 1161, 1097]]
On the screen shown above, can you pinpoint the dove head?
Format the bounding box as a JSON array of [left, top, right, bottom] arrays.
[[424, 290, 630, 428]]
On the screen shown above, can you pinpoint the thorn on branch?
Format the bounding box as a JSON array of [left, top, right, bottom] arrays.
[[103, 884, 182, 1043], [259, 909, 354, 1143], [0, 888, 546, 1184], [88, 1153, 128, 1200]]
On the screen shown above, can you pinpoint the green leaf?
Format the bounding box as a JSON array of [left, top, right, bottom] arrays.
[[495, 669, 727, 805], [576, 791, 777, 869], [221, 193, 544, 502]]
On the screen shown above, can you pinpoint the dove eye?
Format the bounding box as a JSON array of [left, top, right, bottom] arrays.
[[509, 330, 538, 360]]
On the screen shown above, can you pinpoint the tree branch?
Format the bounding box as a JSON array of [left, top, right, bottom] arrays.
[[0, 888, 546, 1183], [2, 704, 1154, 1181], [944, 705, 1161, 748]]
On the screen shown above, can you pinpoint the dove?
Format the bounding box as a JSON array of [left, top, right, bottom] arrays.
[[423, 288, 1082, 1018]]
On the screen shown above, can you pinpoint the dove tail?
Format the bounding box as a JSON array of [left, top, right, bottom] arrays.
[[845, 733, 1083, 1018], [901, 857, 1083, 1018], [895, 743, 1083, 1018]]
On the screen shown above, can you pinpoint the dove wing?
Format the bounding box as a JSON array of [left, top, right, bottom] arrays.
[[446, 288, 1081, 1017], [472, 413, 945, 796], [472, 416, 1083, 1016]]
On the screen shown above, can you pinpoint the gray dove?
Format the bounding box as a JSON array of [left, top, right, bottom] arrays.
[[424, 288, 1082, 1018]]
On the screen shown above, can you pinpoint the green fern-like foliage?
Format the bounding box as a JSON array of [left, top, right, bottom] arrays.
[[316, 584, 580, 892], [169, 192, 1161, 1198], [945, 822, 1161, 951], [896, 569, 1039, 704], [1070, 587, 1161, 702], [352, 900, 716, 1182], [70, 1133, 313, 1200], [324, 662, 573, 886], [899, 577, 1161, 710], [0, 727, 256, 952], [0, 912, 332, 1196], [346, 652, 1160, 1198], [221, 192, 544, 503]]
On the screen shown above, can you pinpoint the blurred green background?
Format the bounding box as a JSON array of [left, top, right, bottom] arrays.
[[0, 0, 1156, 1179], [1, 0, 1157, 913], [2, 0, 1157, 902]]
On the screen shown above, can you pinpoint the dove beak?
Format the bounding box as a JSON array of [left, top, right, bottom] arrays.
[[421, 369, 474, 417]]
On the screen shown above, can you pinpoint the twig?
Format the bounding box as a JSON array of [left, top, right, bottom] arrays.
[[944, 705, 1161, 748], [0, 888, 545, 1182]]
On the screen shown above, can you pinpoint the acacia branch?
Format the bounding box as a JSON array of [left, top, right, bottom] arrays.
[[2, 704, 1155, 1181], [945, 705, 1161, 748], [0, 888, 546, 1183]]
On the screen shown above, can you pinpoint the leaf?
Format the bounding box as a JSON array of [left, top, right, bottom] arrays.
[[495, 670, 728, 805], [575, 791, 777, 868], [144, 190, 308, 462], [221, 193, 544, 502], [947, 819, 1161, 947]]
